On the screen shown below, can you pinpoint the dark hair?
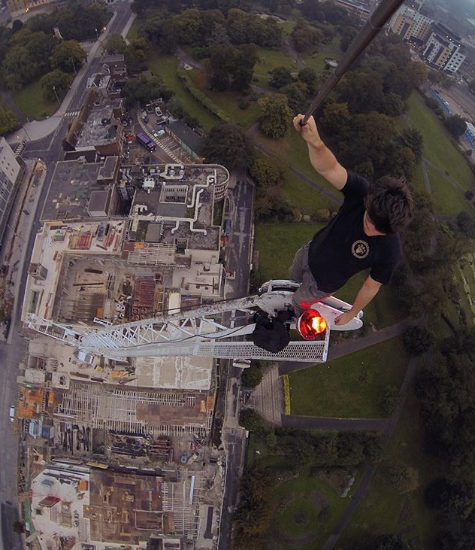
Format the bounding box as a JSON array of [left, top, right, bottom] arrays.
[[365, 177, 413, 234]]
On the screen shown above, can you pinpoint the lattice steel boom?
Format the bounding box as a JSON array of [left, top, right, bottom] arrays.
[[26, 280, 362, 363]]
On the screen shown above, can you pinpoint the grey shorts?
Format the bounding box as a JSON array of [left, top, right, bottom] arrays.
[[289, 242, 329, 316]]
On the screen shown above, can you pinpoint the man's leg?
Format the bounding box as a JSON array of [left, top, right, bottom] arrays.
[[292, 270, 329, 317], [289, 242, 311, 283]]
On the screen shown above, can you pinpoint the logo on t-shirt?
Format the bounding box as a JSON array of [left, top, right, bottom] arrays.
[[352, 240, 370, 259]]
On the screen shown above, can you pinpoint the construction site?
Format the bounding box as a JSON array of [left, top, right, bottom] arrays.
[[17, 161, 233, 550]]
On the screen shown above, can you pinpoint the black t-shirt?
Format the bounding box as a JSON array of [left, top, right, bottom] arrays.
[[308, 171, 402, 293]]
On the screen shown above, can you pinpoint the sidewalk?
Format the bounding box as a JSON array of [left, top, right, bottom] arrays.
[[0, 159, 47, 343]]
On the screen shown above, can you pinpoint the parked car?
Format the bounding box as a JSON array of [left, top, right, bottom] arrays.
[[9, 405, 15, 422]]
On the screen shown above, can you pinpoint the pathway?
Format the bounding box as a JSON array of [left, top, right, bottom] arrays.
[[248, 365, 283, 426], [283, 36, 306, 70], [421, 159, 431, 194], [281, 415, 388, 432]]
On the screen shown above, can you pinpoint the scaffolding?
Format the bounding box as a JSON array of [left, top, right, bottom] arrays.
[[162, 474, 201, 538], [55, 382, 212, 436]]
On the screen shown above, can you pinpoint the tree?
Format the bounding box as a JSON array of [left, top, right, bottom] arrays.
[[337, 71, 384, 113], [241, 363, 263, 388], [208, 44, 257, 92], [425, 478, 475, 519], [202, 122, 253, 170], [340, 26, 357, 52], [23, 30, 59, 72], [381, 93, 405, 117], [50, 40, 86, 73], [269, 66, 293, 89], [11, 20, 23, 34], [258, 95, 292, 139], [319, 101, 351, 137], [169, 9, 204, 46], [121, 75, 169, 107], [1, 45, 37, 89], [249, 156, 285, 189], [378, 385, 398, 416], [379, 461, 419, 493], [403, 325, 434, 356], [0, 106, 18, 135], [291, 20, 321, 53], [227, 9, 282, 47], [456, 211, 475, 238], [40, 69, 71, 102], [301, 0, 324, 21], [282, 81, 307, 113], [298, 67, 317, 96], [444, 115, 467, 138], [55, 1, 110, 41], [105, 32, 127, 54], [400, 127, 423, 161], [239, 409, 267, 432], [231, 44, 257, 92], [373, 534, 405, 550], [123, 38, 150, 75]]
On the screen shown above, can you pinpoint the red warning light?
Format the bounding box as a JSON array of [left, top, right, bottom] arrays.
[[298, 309, 327, 340]]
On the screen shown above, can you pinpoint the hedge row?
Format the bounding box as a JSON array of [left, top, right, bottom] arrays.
[[177, 68, 230, 123]]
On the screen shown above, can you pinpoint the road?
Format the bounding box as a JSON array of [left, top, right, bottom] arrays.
[[225, 172, 255, 299], [0, 332, 28, 550]]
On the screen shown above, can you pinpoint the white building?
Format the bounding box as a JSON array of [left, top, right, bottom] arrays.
[[389, 6, 433, 43], [0, 137, 21, 239], [444, 49, 466, 74], [423, 23, 466, 74]]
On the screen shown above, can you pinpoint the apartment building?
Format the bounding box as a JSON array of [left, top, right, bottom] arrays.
[[423, 23, 466, 73], [389, 5, 433, 43]]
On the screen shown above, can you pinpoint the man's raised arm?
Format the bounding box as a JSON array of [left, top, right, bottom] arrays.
[[293, 114, 347, 191]]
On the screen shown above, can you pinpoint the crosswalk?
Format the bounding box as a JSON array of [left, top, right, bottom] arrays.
[[64, 110, 80, 118], [14, 140, 26, 155], [153, 135, 182, 163]]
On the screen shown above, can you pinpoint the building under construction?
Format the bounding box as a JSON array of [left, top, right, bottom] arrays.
[[20, 162, 232, 550]]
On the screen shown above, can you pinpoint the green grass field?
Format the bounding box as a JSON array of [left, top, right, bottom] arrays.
[[267, 470, 353, 549], [426, 163, 471, 216], [188, 70, 261, 128], [281, 170, 337, 213], [147, 53, 218, 130], [12, 80, 58, 120], [406, 92, 473, 192], [253, 127, 342, 203], [253, 47, 298, 87], [288, 337, 408, 418], [410, 161, 426, 194], [254, 222, 323, 281]]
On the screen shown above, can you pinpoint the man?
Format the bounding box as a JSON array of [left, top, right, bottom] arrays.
[[291, 114, 413, 326]]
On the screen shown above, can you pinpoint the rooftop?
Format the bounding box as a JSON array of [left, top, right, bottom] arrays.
[[22, 220, 125, 322], [76, 103, 119, 149], [41, 159, 112, 221], [168, 120, 204, 155]]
